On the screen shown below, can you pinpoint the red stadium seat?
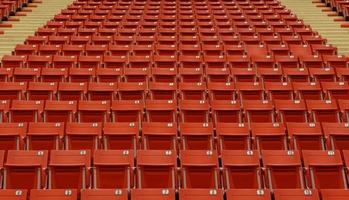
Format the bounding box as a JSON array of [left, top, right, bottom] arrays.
[[4, 150, 48, 189], [179, 189, 224, 200], [287, 123, 324, 150], [58, 82, 87, 101], [236, 82, 264, 101], [103, 122, 139, 150], [180, 150, 220, 188], [145, 100, 177, 123], [0, 123, 26, 150], [27, 122, 64, 150], [142, 122, 177, 150], [148, 82, 177, 100], [293, 82, 323, 100], [65, 123, 102, 150], [27, 82, 57, 101], [111, 100, 143, 123], [44, 100, 77, 123], [273, 189, 319, 200], [321, 189, 349, 200], [303, 150, 346, 189], [226, 189, 271, 200], [322, 123, 349, 150], [81, 189, 128, 200], [78, 101, 110, 123], [251, 123, 287, 150], [180, 122, 214, 150], [93, 150, 134, 189], [30, 189, 78, 200], [131, 189, 176, 200], [243, 100, 275, 123], [262, 150, 304, 189], [10, 100, 44, 123], [137, 150, 177, 188], [208, 82, 235, 101], [49, 150, 91, 189], [179, 100, 210, 123], [0, 189, 27, 200], [274, 100, 307, 123], [211, 100, 242, 124], [221, 150, 261, 189], [265, 82, 294, 100], [306, 100, 340, 123]]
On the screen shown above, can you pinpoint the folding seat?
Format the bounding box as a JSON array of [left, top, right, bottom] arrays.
[[145, 100, 177, 123], [261, 35, 283, 45], [179, 100, 210, 123], [62, 45, 85, 56], [216, 122, 250, 150], [282, 35, 303, 45], [111, 100, 143, 123], [52, 55, 77, 69], [178, 43, 200, 57], [309, 67, 336, 82], [273, 189, 320, 200], [13, 68, 40, 82], [287, 122, 324, 150], [26, 55, 52, 68], [47, 36, 69, 46], [91, 35, 113, 45], [245, 44, 269, 57], [311, 44, 337, 56], [84, 21, 103, 29], [93, 150, 134, 189], [180, 150, 220, 188], [44, 100, 77, 123], [178, 67, 204, 83], [267, 44, 291, 56], [243, 100, 275, 123], [299, 55, 325, 69], [70, 36, 91, 45], [131, 189, 176, 200], [179, 122, 214, 150], [302, 35, 325, 45], [236, 82, 265, 101], [322, 82, 349, 100], [101, 56, 126, 69], [142, 122, 177, 150], [206, 68, 230, 83], [65, 122, 102, 150], [251, 55, 276, 68], [0, 67, 12, 82], [130, 45, 153, 57], [151, 68, 177, 83], [202, 44, 224, 56], [103, 122, 139, 150], [222, 150, 262, 189], [257, 67, 284, 83], [262, 150, 304, 189], [78, 101, 110, 123], [224, 44, 245, 56], [58, 82, 87, 101], [323, 55, 348, 68], [78, 56, 102, 68], [155, 44, 177, 56], [9, 100, 44, 123], [207, 82, 235, 101], [322, 123, 349, 150], [0, 82, 26, 100], [265, 82, 294, 100], [27, 122, 64, 150], [321, 189, 349, 200], [211, 99, 242, 124], [137, 150, 177, 188], [27, 82, 57, 101], [290, 44, 313, 57], [26, 36, 48, 45], [4, 150, 48, 189], [113, 36, 133, 46], [134, 36, 155, 46], [204, 55, 227, 69], [117, 82, 146, 100], [48, 150, 91, 189], [226, 189, 271, 200], [14, 44, 37, 55], [153, 55, 177, 69], [81, 189, 128, 200], [0, 189, 27, 200], [179, 82, 206, 100], [303, 150, 346, 189], [251, 123, 287, 150], [69, 67, 95, 82], [179, 55, 204, 69], [1, 55, 26, 68], [108, 45, 130, 57], [276, 55, 300, 68], [85, 45, 108, 56], [274, 99, 307, 123], [307, 100, 340, 123], [64, 21, 82, 29], [336, 67, 349, 82], [87, 82, 116, 100], [179, 189, 224, 200], [30, 189, 78, 200], [0, 122, 26, 150], [157, 35, 177, 46], [220, 35, 241, 45], [293, 82, 323, 100], [283, 67, 310, 82]]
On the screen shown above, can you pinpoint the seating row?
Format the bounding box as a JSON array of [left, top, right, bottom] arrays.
[[0, 0, 27, 20], [1, 149, 349, 190], [1, 121, 349, 151], [12, 43, 340, 57], [1, 188, 349, 200], [323, 0, 349, 20]]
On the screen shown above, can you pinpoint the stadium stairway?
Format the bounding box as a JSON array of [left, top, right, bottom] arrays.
[[280, 0, 349, 55], [0, 0, 73, 58]]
